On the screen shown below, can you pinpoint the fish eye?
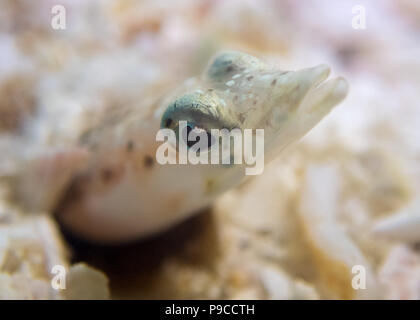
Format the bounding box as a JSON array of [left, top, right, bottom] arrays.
[[161, 91, 237, 153], [207, 54, 237, 80], [206, 51, 264, 82], [181, 122, 214, 150]]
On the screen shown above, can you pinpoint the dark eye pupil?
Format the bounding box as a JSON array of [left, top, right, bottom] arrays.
[[165, 118, 172, 127], [183, 124, 214, 150], [206, 132, 213, 148], [186, 125, 195, 148]]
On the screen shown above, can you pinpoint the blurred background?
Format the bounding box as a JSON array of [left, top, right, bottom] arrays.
[[0, 0, 419, 299]]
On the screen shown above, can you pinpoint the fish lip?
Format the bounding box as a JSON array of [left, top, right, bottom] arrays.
[[308, 64, 331, 90], [302, 63, 348, 106], [299, 73, 349, 116]]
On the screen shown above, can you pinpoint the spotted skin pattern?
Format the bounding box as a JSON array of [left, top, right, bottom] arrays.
[[9, 51, 348, 243]]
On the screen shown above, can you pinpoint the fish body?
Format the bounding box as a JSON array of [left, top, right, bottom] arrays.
[[3, 51, 348, 243]]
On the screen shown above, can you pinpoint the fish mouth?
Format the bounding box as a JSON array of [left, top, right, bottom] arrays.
[[266, 64, 347, 119], [299, 64, 349, 115], [307, 64, 331, 89], [264, 64, 348, 158]]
